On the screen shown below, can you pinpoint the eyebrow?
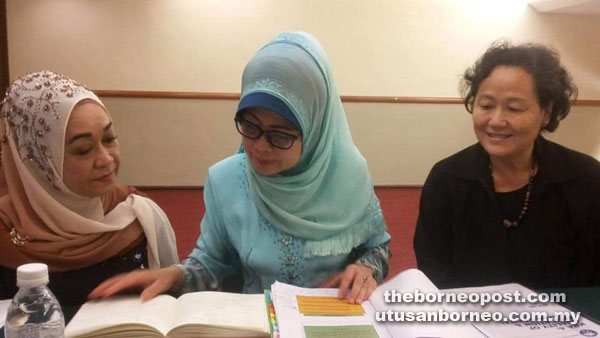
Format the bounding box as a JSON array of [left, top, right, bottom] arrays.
[[269, 124, 296, 132], [506, 97, 529, 105], [244, 112, 297, 132], [477, 95, 528, 104], [68, 121, 113, 145], [476, 94, 496, 102]]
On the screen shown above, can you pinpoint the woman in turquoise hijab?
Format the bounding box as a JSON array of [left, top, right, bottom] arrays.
[[90, 32, 391, 304]]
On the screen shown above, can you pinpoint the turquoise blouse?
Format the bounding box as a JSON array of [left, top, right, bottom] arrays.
[[179, 154, 391, 294]]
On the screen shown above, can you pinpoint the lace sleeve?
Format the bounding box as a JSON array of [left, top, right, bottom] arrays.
[[174, 257, 219, 295], [355, 242, 391, 284]]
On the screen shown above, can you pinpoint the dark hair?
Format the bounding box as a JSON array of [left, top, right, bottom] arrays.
[[460, 41, 577, 132]]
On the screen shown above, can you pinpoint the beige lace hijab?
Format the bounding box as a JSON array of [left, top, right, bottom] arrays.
[[0, 71, 178, 271]]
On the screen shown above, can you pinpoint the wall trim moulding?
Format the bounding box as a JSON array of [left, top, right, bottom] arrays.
[[93, 90, 600, 107], [529, 0, 600, 14]]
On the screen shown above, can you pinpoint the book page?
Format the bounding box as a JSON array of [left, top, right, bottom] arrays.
[[65, 295, 176, 337], [369, 269, 439, 311], [443, 283, 600, 338], [169, 291, 269, 334], [0, 299, 11, 328]]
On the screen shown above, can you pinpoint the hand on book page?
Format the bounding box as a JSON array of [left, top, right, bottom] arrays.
[[88, 266, 183, 301], [317, 263, 377, 304]]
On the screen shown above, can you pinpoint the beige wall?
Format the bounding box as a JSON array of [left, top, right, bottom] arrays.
[[6, 0, 600, 186], [105, 98, 599, 186]]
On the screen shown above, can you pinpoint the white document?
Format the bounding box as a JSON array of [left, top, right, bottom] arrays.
[[443, 284, 600, 338], [369, 270, 486, 338]]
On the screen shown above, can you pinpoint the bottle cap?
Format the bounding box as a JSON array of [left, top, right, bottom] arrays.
[[17, 263, 49, 287]]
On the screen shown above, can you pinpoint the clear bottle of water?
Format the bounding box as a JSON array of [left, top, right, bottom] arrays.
[[4, 263, 65, 338]]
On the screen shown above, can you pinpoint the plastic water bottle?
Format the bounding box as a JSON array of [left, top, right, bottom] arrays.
[[4, 263, 65, 338]]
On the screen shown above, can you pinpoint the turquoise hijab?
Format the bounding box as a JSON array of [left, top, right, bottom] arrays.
[[239, 32, 386, 256]]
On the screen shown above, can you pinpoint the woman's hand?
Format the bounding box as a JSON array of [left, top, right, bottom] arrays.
[[316, 264, 376, 304], [88, 266, 183, 301]]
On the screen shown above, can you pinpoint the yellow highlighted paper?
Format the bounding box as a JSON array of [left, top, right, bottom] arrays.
[[296, 296, 365, 316]]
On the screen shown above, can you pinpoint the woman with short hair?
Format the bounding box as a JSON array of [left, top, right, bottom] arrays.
[[414, 42, 600, 289]]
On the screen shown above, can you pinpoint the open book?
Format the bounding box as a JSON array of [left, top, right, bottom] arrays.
[[271, 269, 600, 338], [64, 291, 269, 338]]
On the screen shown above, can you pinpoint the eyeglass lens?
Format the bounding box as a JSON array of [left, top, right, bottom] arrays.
[[236, 118, 296, 149]]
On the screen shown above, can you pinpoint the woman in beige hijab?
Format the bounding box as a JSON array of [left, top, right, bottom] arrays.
[[0, 71, 178, 305]]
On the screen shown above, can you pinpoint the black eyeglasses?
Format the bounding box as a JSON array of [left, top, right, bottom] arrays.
[[234, 117, 300, 150]]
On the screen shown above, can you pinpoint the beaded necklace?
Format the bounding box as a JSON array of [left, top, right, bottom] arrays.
[[490, 163, 536, 228]]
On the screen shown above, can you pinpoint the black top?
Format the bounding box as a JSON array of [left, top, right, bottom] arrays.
[[414, 137, 600, 289], [496, 183, 529, 223], [0, 240, 148, 306]]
